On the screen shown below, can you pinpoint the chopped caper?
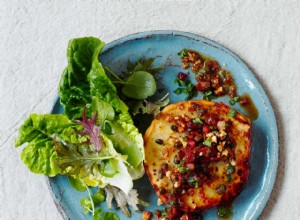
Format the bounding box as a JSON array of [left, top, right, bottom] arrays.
[[173, 156, 180, 164], [155, 139, 164, 145], [161, 163, 168, 170], [169, 200, 177, 207], [158, 171, 164, 179], [216, 184, 227, 194], [171, 125, 178, 131], [226, 174, 232, 182], [174, 141, 183, 148], [159, 187, 166, 194]]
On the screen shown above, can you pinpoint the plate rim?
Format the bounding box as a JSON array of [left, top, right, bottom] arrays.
[[47, 30, 279, 220]]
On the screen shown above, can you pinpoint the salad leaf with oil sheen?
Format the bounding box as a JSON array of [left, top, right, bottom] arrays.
[[59, 37, 105, 119], [121, 71, 156, 99], [58, 37, 144, 173], [15, 37, 149, 218], [15, 114, 84, 176]]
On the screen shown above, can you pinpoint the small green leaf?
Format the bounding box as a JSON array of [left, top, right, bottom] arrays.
[[93, 208, 103, 220], [122, 71, 156, 99], [143, 57, 155, 70], [177, 164, 190, 173], [80, 197, 92, 214], [186, 89, 197, 100], [129, 94, 169, 116], [162, 208, 168, 216], [67, 176, 86, 192], [178, 49, 188, 58], [102, 212, 119, 220], [193, 118, 203, 124], [92, 208, 119, 220], [228, 109, 236, 118], [90, 97, 115, 124], [217, 205, 233, 218], [121, 145, 143, 168], [216, 184, 227, 195], [99, 159, 119, 177], [102, 121, 112, 135], [226, 164, 236, 175], [185, 80, 194, 92], [226, 174, 232, 182], [203, 139, 212, 146], [188, 178, 199, 188], [174, 78, 185, 86], [204, 90, 212, 96], [126, 57, 163, 75], [233, 96, 240, 102], [93, 191, 105, 206], [229, 99, 236, 105], [203, 90, 216, 101], [173, 87, 188, 95], [127, 60, 134, 72]]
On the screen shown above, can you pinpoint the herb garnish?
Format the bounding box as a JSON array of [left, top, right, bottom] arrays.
[[217, 205, 233, 218], [216, 184, 227, 195], [228, 109, 236, 118], [188, 178, 199, 188], [173, 79, 197, 100], [203, 90, 217, 101], [178, 49, 188, 58], [74, 109, 102, 151], [193, 117, 203, 124], [105, 67, 156, 100], [229, 96, 241, 105], [226, 164, 235, 175], [203, 139, 212, 146]]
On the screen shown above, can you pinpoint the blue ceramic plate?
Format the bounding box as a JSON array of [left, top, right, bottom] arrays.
[[47, 31, 278, 220]]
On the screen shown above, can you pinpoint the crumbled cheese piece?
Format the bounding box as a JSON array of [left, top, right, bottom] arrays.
[[178, 137, 187, 148], [211, 135, 217, 143], [157, 198, 163, 205], [199, 152, 203, 156], [166, 171, 172, 178], [217, 144, 223, 152], [217, 141, 226, 151], [214, 86, 224, 95], [206, 132, 213, 138], [217, 120, 226, 130], [222, 149, 229, 156], [231, 160, 236, 166], [218, 130, 227, 140], [174, 182, 180, 188]]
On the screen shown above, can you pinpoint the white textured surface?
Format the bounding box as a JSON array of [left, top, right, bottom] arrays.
[[1, 1, 299, 219]]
